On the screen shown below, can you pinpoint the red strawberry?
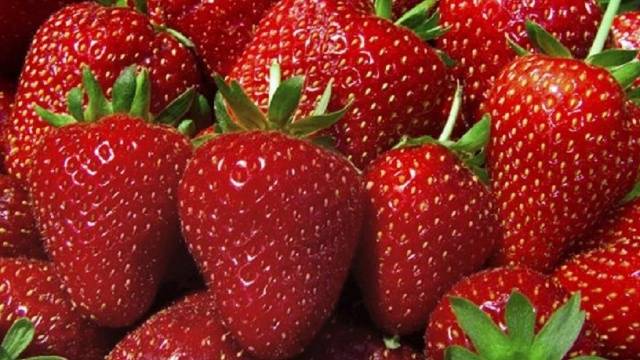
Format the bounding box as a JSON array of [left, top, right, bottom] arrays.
[[436, 0, 602, 121], [227, 0, 453, 168], [612, 11, 640, 52], [0, 175, 44, 259], [0, 80, 14, 171], [5, 0, 201, 181], [355, 93, 499, 335], [554, 226, 640, 358], [29, 67, 194, 328], [0, 0, 78, 76], [178, 69, 365, 358], [108, 291, 249, 359], [0, 258, 112, 358], [425, 267, 601, 359], [147, 0, 279, 76]]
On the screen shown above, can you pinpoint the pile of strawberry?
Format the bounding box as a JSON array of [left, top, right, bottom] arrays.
[[1, 0, 640, 358]]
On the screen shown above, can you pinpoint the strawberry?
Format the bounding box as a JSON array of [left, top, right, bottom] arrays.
[[5, 0, 202, 181], [436, 0, 602, 121], [227, 0, 453, 168], [425, 267, 601, 359], [0, 80, 14, 172], [612, 10, 640, 52], [0, 0, 78, 76], [178, 66, 365, 358], [29, 67, 194, 328], [108, 291, 249, 359], [0, 258, 112, 359], [147, 0, 279, 77], [355, 87, 499, 335], [0, 175, 44, 259], [554, 221, 640, 358], [485, 7, 640, 271]]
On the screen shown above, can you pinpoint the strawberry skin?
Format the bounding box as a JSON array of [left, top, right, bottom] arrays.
[[425, 267, 600, 359], [0, 80, 14, 172], [108, 291, 249, 359], [228, 0, 452, 168], [5, 1, 201, 181], [436, 0, 601, 120], [0, 175, 44, 259], [612, 11, 640, 52], [485, 55, 640, 272], [179, 131, 364, 359], [29, 115, 191, 328], [356, 144, 498, 335], [0, 258, 112, 359]]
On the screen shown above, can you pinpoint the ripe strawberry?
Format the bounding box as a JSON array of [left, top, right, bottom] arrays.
[[29, 67, 194, 328], [0, 258, 112, 359], [179, 67, 365, 358], [228, 0, 453, 168], [0, 175, 44, 259], [554, 227, 640, 358], [5, 0, 201, 181], [425, 267, 601, 359], [436, 0, 602, 120], [612, 11, 640, 52], [108, 292, 248, 359], [355, 89, 499, 335], [0, 80, 14, 171]]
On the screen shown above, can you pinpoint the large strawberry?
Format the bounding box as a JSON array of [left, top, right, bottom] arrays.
[[0, 175, 44, 259], [0, 258, 112, 359], [29, 67, 194, 328], [436, 0, 602, 121], [5, 0, 201, 181], [0, 80, 14, 171], [227, 0, 453, 169], [355, 88, 499, 335], [108, 291, 249, 359], [425, 267, 601, 359], [485, 5, 640, 271], [178, 66, 365, 359]]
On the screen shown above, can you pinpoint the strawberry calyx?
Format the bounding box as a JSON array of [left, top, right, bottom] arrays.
[[445, 291, 604, 360], [378, 0, 450, 42], [383, 335, 402, 350], [35, 66, 199, 136], [0, 318, 66, 360], [95, 0, 147, 13]]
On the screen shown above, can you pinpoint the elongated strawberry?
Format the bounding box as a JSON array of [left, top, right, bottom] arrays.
[[228, 0, 453, 168], [108, 292, 248, 359], [5, 0, 201, 181], [29, 67, 194, 328], [436, 0, 602, 121], [179, 65, 364, 359], [356, 87, 498, 335], [425, 267, 601, 359], [0, 175, 44, 259], [0, 258, 112, 359]]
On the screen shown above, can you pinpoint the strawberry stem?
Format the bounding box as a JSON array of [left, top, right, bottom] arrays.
[[374, 0, 393, 20], [438, 83, 463, 143], [589, 0, 622, 57]]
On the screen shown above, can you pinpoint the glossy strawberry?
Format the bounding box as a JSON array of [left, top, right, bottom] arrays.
[[5, 1, 201, 181], [0, 258, 112, 359], [425, 267, 601, 359], [228, 0, 452, 168], [0, 80, 14, 172], [179, 70, 365, 359], [612, 11, 640, 52], [436, 0, 601, 120], [108, 292, 249, 359], [29, 68, 193, 328], [0, 175, 44, 259]]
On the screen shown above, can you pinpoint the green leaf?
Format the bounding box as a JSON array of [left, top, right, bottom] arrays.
[[444, 346, 484, 360], [165, 28, 194, 48], [530, 293, 585, 360], [450, 115, 491, 154], [155, 87, 196, 126], [94, 0, 114, 6], [312, 135, 336, 149], [383, 335, 401, 350], [525, 21, 573, 58], [35, 105, 78, 128], [191, 132, 216, 148], [396, 0, 438, 28], [214, 92, 240, 133], [374, 0, 393, 20], [587, 49, 639, 68], [81, 67, 112, 122], [312, 79, 334, 116], [436, 50, 457, 68], [213, 76, 266, 130], [611, 60, 640, 88], [449, 296, 512, 358], [393, 134, 438, 149], [67, 87, 84, 122], [0, 348, 11, 360], [570, 357, 608, 360], [622, 180, 640, 203], [129, 68, 151, 120], [505, 291, 536, 351], [268, 61, 282, 105], [414, 11, 450, 41], [268, 76, 304, 127], [1, 318, 35, 358], [189, 94, 212, 126], [21, 357, 67, 360], [111, 65, 137, 114], [177, 119, 196, 137], [133, 0, 148, 14], [288, 100, 352, 136], [506, 35, 531, 56], [627, 86, 640, 99]]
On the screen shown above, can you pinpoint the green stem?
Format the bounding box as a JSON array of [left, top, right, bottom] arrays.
[[374, 0, 393, 20], [589, 0, 622, 57], [438, 83, 463, 143]]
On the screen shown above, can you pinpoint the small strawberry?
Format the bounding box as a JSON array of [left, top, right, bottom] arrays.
[[485, 6, 640, 271], [355, 86, 499, 335], [108, 292, 248, 359], [425, 267, 601, 359], [29, 67, 194, 328], [228, 0, 453, 168], [0, 175, 44, 259], [179, 65, 365, 359], [612, 10, 640, 52], [0, 258, 112, 359], [554, 225, 640, 358], [436, 0, 602, 120], [0, 80, 14, 172], [5, 0, 202, 181]]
